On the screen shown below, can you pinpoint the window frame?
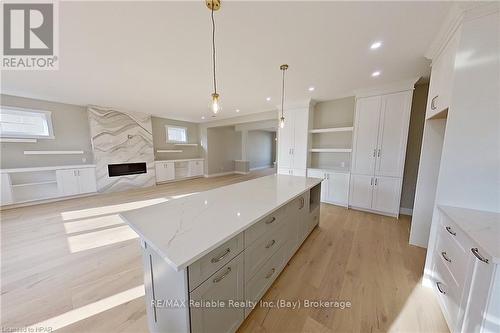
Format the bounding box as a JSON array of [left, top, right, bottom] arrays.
[[165, 125, 188, 143], [0, 106, 55, 139]]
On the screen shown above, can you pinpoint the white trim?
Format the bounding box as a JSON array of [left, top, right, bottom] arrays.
[[0, 106, 55, 139], [399, 207, 413, 216], [249, 165, 273, 171], [1, 164, 96, 173], [173, 143, 198, 146], [155, 158, 203, 163], [234, 171, 249, 175], [165, 125, 188, 143], [204, 171, 236, 178], [309, 127, 353, 134], [310, 148, 352, 153], [23, 150, 84, 155], [354, 78, 419, 98], [0, 138, 37, 143]]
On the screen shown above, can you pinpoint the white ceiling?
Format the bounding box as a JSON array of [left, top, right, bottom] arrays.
[[1, 1, 452, 123]]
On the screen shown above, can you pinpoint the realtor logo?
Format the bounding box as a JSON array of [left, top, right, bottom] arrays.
[[1, 1, 59, 69]]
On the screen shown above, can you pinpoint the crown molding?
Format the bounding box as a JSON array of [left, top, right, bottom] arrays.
[[354, 77, 419, 99]]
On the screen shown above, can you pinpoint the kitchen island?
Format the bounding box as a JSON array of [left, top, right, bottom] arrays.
[[121, 174, 322, 333]]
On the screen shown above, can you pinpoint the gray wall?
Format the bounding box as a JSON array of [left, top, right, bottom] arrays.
[[0, 94, 93, 168], [400, 83, 429, 210], [152, 116, 200, 160], [247, 130, 274, 169], [207, 126, 241, 174], [313, 96, 355, 128]]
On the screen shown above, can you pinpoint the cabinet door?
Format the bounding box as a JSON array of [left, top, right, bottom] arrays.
[[156, 162, 175, 182], [56, 169, 80, 196], [278, 167, 292, 176], [1, 174, 13, 205], [77, 168, 97, 194], [351, 96, 381, 175], [190, 254, 244, 333], [325, 172, 349, 207], [375, 92, 412, 178], [292, 168, 306, 177], [292, 108, 309, 170], [277, 109, 294, 169], [349, 174, 373, 209], [371, 176, 402, 215]]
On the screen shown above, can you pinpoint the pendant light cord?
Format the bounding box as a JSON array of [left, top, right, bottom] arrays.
[[281, 67, 285, 118], [211, 6, 217, 94]]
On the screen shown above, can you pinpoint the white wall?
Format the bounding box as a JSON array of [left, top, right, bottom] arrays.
[[247, 130, 274, 169]]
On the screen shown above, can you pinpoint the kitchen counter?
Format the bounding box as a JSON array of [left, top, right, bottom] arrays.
[[438, 205, 500, 264], [120, 174, 322, 271], [155, 158, 204, 162]]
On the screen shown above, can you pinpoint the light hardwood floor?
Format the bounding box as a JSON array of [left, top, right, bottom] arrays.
[[1, 169, 448, 333]]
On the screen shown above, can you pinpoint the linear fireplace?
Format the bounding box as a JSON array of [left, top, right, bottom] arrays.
[[108, 162, 147, 177]]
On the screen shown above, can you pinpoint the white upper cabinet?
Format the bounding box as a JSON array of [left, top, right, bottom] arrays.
[[277, 107, 310, 174], [426, 27, 461, 119], [375, 92, 412, 178], [351, 96, 381, 175]]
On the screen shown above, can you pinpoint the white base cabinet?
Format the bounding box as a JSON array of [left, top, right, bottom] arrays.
[[349, 174, 402, 216], [307, 168, 349, 207], [141, 183, 321, 333], [155, 159, 204, 183], [56, 168, 97, 196]]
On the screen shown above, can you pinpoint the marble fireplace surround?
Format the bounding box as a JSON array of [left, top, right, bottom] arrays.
[[88, 106, 155, 193]]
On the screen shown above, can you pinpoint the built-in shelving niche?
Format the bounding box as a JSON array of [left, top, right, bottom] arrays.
[[9, 170, 59, 203], [309, 97, 355, 170]]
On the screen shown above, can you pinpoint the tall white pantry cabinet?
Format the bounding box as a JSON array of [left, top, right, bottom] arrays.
[[349, 86, 414, 217]]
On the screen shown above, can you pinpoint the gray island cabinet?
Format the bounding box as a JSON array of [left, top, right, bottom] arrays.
[[121, 174, 322, 333]]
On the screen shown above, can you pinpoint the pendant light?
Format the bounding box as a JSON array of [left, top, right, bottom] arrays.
[[279, 64, 288, 128], [206, 0, 221, 114]]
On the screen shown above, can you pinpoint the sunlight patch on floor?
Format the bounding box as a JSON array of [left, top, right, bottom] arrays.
[[64, 214, 125, 234], [67, 225, 138, 253], [170, 192, 199, 199], [27, 285, 145, 331], [60, 198, 169, 221]]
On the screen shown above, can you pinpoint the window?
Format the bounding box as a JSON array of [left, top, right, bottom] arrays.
[[166, 126, 187, 143], [0, 107, 54, 139]]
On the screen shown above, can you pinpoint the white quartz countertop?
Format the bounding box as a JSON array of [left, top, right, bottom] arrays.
[[121, 174, 322, 271], [438, 205, 500, 264], [155, 158, 204, 163], [1, 164, 96, 173]]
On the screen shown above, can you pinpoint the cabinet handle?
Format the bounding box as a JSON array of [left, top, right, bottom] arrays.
[[374, 178, 378, 186], [471, 248, 489, 264], [265, 239, 276, 249], [373, 149, 376, 157], [299, 197, 305, 209], [213, 267, 232, 283], [436, 281, 446, 294], [441, 251, 451, 263], [211, 248, 231, 263], [291, 148, 294, 155], [265, 268, 276, 279], [370, 177, 373, 186], [431, 95, 439, 110], [265, 217, 276, 225], [445, 226, 456, 236], [377, 149, 381, 157]]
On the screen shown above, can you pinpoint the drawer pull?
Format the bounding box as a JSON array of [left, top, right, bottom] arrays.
[[471, 248, 489, 264], [265, 217, 276, 225], [213, 267, 232, 283], [445, 226, 456, 236], [265, 268, 276, 279], [299, 197, 305, 209], [436, 281, 446, 294], [441, 251, 451, 263], [265, 239, 276, 249], [211, 248, 231, 263], [431, 95, 438, 110]]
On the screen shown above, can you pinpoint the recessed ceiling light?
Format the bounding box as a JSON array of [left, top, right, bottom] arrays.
[[370, 41, 382, 49], [201, 116, 205, 119], [308, 86, 315, 92], [236, 109, 240, 112], [266, 97, 271, 101], [371, 71, 381, 77]]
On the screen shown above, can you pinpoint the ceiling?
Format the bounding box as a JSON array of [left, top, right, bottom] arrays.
[[1, 1, 452, 123]]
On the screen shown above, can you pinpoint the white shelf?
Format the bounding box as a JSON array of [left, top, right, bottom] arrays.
[[24, 150, 84, 155], [11, 180, 57, 188], [309, 127, 353, 134], [173, 143, 199, 146], [157, 150, 183, 153], [310, 148, 352, 153]]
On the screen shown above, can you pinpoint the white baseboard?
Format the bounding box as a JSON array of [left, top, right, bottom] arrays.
[[399, 207, 413, 216], [249, 165, 273, 171], [204, 171, 236, 178], [234, 171, 250, 175]]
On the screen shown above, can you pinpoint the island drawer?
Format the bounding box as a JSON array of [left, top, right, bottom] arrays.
[[245, 240, 289, 317], [189, 233, 244, 291], [245, 222, 289, 282], [244, 205, 287, 246]]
